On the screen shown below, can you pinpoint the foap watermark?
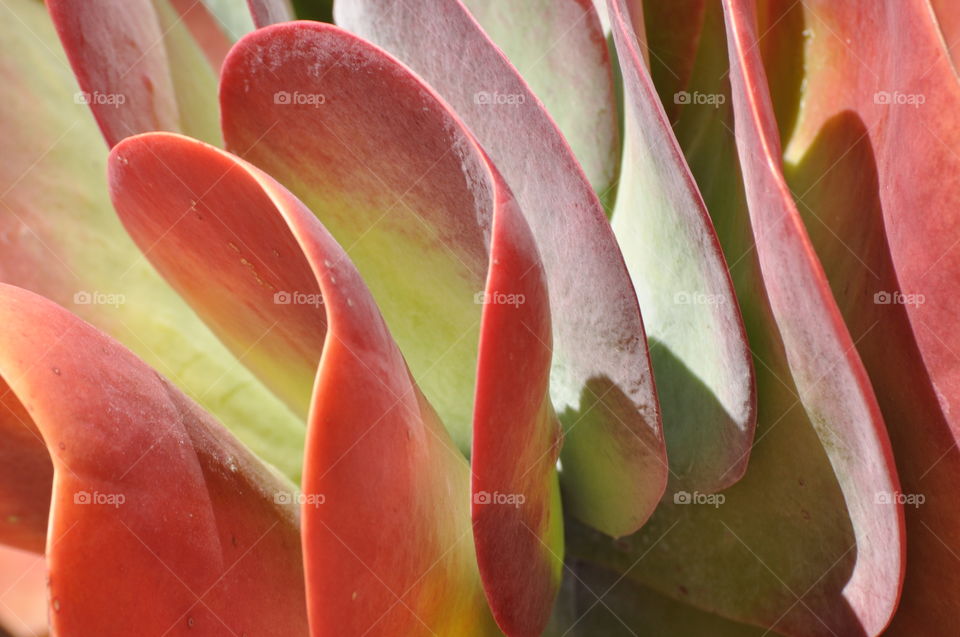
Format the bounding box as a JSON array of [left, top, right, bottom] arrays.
[[874, 91, 926, 108], [474, 91, 526, 106], [874, 290, 925, 306], [274, 290, 324, 307], [674, 91, 726, 108], [274, 491, 326, 508], [673, 291, 724, 306], [74, 91, 126, 108], [74, 490, 126, 508], [474, 490, 526, 508], [73, 290, 125, 308], [274, 91, 326, 107], [474, 291, 525, 308], [673, 490, 725, 508], [875, 490, 925, 508]]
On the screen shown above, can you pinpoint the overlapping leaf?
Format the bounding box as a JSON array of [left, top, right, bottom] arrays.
[[607, 0, 755, 492], [435, 0, 755, 496], [109, 131, 506, 636], [754, 0, 960, 631], [116, 35, 566, 624], [217, 22, 563, 633], [0, 0, 304, 538], [567, 1, 904, 634], [0, 0, 948, 635], [458, 0, 620, 200], [47, 0, 221, 146], [336, 0, 667, 539], [0, 284, 308, 636]]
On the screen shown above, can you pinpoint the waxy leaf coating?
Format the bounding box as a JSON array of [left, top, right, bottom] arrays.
[[567, 2, 904, 635], [109, 124, 562, 635], [336, 0, 668, 540], [0, 0, 304, 513], [218, 22, 567, 635], [0, 284, 308, 636], [109, 131, 497, 636], [608, 0, 756, 493], [758, 0, 960, 631]]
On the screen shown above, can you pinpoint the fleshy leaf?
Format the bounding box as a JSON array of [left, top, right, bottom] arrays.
[[472, 189, 564, 636], [47, 0, 221, 146], [568, 1, 904, 634], [757, 0, 960, 631], [721, 4, 904, 628], [607, 0, 755, 492], [108, 127, 560, 635], [215, 21, 564, 632], [335, 0, 667, 539], [458, 0, 620, 199], [0, 0, 304, 493], [0, 283, 308, 636]]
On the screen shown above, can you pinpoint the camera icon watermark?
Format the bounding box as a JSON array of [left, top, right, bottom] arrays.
[[874, 91, 925, 108], [74, 91, 126, 108], [473, 291, 526, 308], [273, 91, 326, 107], [274, 490, 326, 508], [873, 290, 925, 306], [674, 91, 725, 108], [673, 490, 725, 508], [473, 490, 526, 508], [875, 490, 925, 508], [74, 490, 126, 508], [474, 91, 526, 106], [673, 291, 724, 305], [73, 290, 126, 308], [273, 290, 324, 307]]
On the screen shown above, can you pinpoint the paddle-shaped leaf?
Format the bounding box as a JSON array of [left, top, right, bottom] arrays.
[[48, 0, 221, 146], [607, 0, 755, 493], [567, 1, 903, 634], [0, 283, 308, 636], [756, 0, 960, 631], [457, 0, 620, 200], [444, 0, 755, 493], [0, 0, 303, 500], [218, 23, 565, 634], [721, 3, 904, 628], [109, 127, 560, 635], [335, 0, 666, 540]]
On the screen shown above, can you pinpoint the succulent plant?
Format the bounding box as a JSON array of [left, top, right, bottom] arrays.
[[0, 0, 957, 635]]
